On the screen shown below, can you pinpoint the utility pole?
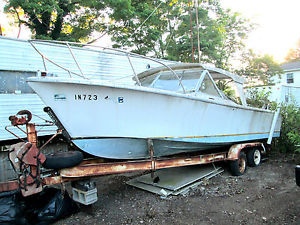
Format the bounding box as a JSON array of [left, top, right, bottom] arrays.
[[188, 0, 194, 63], [195, 0, 201, 63]]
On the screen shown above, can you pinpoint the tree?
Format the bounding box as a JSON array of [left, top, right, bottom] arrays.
[[4, 0, 131, 42], [109, 0, 178, 57], [5, 0, 253, 70], [236, 50, 283, 86], [216, 9, 253, 69], [166, 1, 225, 64], [108, 0, 252, 69], [285, 38, 300, 62]]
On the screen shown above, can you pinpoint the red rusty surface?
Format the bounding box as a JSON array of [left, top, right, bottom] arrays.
[[6, 142, 46, 196], [0, 176, 73, 193], [43, 176, 63, 185], [9, 142, 46, 167], [60, 152, 227, 178], [0, 180, 19, 192], [8, 110, 32, 126], [21, 183, 43, 197], [227, 142, 264, 160], [26, 123, 38, 146], [22, 145, 46, 166]]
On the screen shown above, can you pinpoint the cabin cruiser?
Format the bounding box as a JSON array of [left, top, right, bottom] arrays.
[[27, 41, 281, 159]]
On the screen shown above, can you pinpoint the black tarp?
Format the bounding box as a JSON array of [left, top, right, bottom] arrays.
[[0, 188, 78, 225]]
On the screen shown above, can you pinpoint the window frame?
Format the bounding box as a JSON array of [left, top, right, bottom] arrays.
[[195, 70, 223, 98], [286, 73, 294, 84]]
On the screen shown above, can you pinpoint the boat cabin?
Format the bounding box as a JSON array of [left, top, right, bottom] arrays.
[[136, 63, 247, 106]]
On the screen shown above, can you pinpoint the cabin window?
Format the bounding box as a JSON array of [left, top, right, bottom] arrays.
[[140, 74, 157, 87], [152, 74, 182, 91], [199, 74, 221, 97], [150, 69, 202, 92], [286, 73, 294, 84]]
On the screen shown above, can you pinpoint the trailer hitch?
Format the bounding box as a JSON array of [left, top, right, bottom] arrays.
[[9, 110, 32, 126], [4, 110, 60, 196]]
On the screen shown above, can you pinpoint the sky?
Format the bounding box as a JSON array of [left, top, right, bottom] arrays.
[[1, 0, 300, 63], [221, 0, 300, 63]]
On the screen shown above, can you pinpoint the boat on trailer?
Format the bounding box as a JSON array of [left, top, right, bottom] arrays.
[[27, 40, 281, 159]]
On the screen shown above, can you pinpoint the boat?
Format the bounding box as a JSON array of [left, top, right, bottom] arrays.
[[27, 41, 281, 159]]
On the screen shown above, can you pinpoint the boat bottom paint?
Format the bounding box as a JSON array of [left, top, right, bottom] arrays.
[[72, 132, 279, 159]]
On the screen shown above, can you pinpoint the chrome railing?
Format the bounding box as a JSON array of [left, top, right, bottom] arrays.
[[28, 39, 186, 93]]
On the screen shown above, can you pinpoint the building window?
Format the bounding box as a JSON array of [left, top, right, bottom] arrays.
[[286, 73, 294, 84], [0, 71, 35, 94]]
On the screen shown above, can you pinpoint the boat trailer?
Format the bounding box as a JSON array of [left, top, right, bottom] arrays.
[[1, 110, 266, 201]]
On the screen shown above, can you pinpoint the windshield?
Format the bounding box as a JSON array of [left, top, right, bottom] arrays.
[[199, 74, 221, 97], [141, 69, 203, 92], [138, 64, 245, 105]]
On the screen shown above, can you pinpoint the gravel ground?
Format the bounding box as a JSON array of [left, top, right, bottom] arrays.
[[54, 154, 300, 225]]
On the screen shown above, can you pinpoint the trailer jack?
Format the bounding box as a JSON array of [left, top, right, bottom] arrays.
[[4, 110, 60, 196]]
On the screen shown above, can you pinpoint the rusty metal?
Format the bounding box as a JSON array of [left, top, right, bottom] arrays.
[[0, 180, 19, 192], [8, 142, 46, 196], [1, 112, 266, 197], [3, 110, 62, 196], [9, 110, 32, 126], [147, 139, 156, 179], [0, 142, 264, 194], [227, 142, 264, 161], [5, 125, 26, 142], [60, 152, 227, 178], [0, 176, 64, 193], [40, 129, 62, 150], [26, 123, 38, 146]]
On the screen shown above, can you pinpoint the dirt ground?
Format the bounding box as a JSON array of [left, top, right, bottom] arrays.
[[54, 154, 300, 225]]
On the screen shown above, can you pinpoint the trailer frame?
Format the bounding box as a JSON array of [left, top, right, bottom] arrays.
[[0, 110, 266, 196]]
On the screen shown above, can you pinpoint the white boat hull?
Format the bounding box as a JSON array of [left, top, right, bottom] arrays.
[[28, 78, 281, 159]]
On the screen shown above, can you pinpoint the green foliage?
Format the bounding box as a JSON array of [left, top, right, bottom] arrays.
[[216, 10, 254, 69], [4, 0, 131, 42], [246, 88, 273, 109], [246, 89, 300, 153], [274, 103, 300, 153], [4, 0, 260, 75], [109, 0, 253, 69], [236, 50, 283, 86], [216, 80, 234, 98], [285, 49, 300, 63], [284, 38, 300, 62]]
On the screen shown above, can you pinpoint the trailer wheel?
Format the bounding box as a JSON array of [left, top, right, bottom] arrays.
[[43, 151, 83, 170], [247, 148, 261, 167], [229, 151, 247, 176]]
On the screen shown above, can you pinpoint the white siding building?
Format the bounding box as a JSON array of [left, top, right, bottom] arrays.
[[273, 61, 300, 105], [252, 61, 300, 106]]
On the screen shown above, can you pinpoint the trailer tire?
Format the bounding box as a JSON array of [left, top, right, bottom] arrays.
[[247, 148, 261, 167], [229, 151, 247, 176], [43, 151, 83, 170]]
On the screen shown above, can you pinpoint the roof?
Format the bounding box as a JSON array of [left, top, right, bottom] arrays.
[[281, 60, 300, 71], [136, 63, 245, 84]]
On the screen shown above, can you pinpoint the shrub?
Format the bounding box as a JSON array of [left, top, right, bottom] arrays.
[[246, 88, 300, 153], [273, 103, 300, 153], [246, 88, 273, 109]]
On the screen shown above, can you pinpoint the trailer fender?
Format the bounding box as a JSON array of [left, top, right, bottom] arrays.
[[227, 142, 264, 161]]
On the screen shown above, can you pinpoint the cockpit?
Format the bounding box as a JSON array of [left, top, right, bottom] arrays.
[[135, 63, 246, 105]]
